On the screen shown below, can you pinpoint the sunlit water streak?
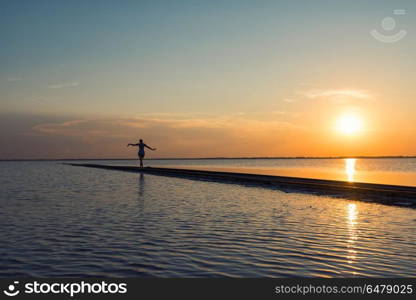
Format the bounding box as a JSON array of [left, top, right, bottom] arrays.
[[345, 158, 356, 182], [346, 203, 358, 267], [0, 161, 415, 277]]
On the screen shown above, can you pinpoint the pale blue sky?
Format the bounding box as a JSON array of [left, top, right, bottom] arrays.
[[1, 0, 414, 114]]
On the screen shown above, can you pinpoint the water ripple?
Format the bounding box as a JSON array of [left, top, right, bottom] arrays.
[[0, 161, 415, 277]]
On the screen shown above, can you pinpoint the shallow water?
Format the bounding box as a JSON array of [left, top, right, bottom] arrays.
[[106, 157, 416, 186], [0, 161, 415, 277]]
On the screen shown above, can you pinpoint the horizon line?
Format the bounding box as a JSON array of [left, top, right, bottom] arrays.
[[1, 155, 416, 161]]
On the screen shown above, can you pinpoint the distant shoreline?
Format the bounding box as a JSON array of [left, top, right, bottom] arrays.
[[1, 156, 415, 162]]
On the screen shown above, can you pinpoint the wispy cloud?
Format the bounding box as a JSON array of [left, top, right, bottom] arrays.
[[283, 98, 295, 103], [30, 114, 306, 157], [270, 110, 286, 115], [302, 89, 371, 101], [32, 114, 302, 138], [47, 82, 80, 89], [7, 77, 23, 82]]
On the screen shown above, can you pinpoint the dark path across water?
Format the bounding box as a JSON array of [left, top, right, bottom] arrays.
[[66, 163, 416, 207]]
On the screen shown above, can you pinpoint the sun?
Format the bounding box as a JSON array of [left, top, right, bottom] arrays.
[[336, 114, 363, 135]]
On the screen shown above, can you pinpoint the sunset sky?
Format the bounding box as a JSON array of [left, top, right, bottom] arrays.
[[1, 0, 415, 159]]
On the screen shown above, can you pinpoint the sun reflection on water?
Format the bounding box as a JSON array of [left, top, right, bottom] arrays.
[[346, 203, 358, 268], [345, 158, 356, 182]]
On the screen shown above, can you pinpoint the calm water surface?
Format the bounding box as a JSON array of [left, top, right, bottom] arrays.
[[0, 160, 415, 277]]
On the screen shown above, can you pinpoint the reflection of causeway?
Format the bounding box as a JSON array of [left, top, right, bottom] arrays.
[[138, 173, 145, 197]]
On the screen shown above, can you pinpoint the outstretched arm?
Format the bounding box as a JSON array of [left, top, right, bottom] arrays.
[[127, 143, 139, 147], [145, 144, 156, 151]]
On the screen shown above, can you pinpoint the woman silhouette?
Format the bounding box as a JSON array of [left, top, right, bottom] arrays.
[[127, 139, 156, 168]]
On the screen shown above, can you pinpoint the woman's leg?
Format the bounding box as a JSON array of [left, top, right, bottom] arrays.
[[139, 155, 144, 168]]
